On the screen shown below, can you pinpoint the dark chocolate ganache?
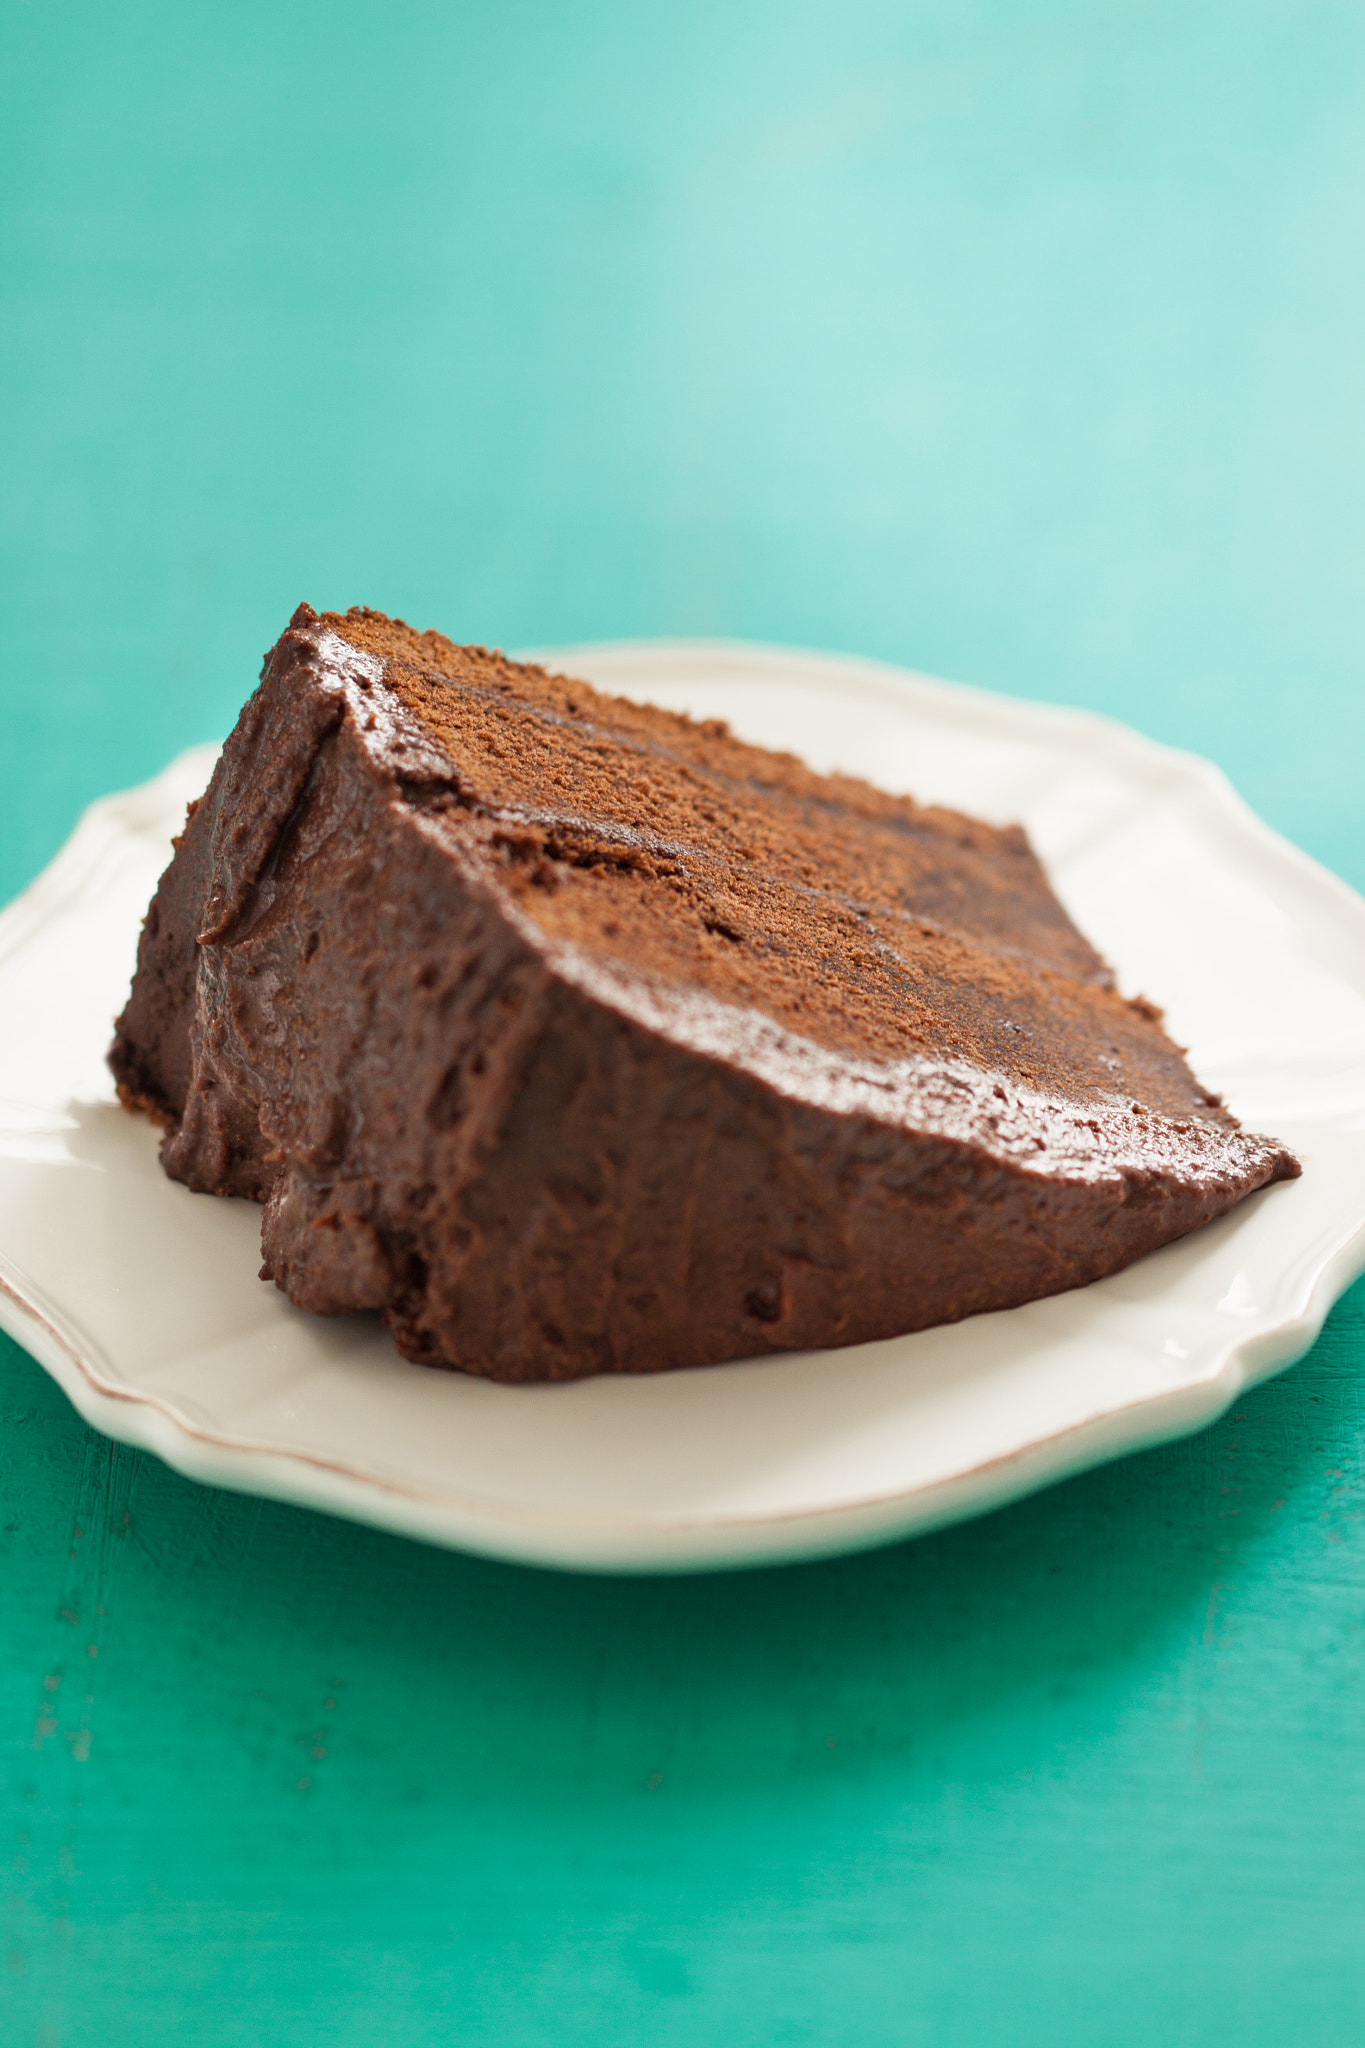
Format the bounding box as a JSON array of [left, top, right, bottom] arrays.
[[109, 605, 1299, 1380]]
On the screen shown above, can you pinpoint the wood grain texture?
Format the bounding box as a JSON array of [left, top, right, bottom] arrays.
[[3, 1290, 1365, 2045], [4, 0, 1365, 2039]]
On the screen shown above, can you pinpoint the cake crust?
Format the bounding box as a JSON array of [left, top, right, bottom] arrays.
[[109, 605, 1299, 1380]]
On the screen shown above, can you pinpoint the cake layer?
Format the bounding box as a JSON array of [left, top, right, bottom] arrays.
[[109, 605, 1299, 1380]]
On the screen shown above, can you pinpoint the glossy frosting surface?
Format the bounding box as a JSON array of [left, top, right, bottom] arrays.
[[108, 606, 1299, 1379]]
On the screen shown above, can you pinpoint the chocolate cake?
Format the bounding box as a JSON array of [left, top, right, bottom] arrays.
[[110, 604, 1299, 1381]]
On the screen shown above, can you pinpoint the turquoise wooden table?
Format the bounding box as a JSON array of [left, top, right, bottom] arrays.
[[4, 4, 1365, 2041]]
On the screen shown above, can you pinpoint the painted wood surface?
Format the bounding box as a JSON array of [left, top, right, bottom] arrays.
[[3, 2, 1364, 2040], [4, 1300, 1365, 2044]]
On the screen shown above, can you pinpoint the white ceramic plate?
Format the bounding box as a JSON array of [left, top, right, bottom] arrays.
[[3, 642, 1365, 1573]]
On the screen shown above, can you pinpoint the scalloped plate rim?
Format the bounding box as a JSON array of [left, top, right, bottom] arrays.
[[2, 637, 1364, 1574]]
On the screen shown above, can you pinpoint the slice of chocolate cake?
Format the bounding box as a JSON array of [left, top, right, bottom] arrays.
[[110, 605, 1299, 1381]]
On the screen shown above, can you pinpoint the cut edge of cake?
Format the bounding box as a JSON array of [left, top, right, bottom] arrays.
[[108, 604, 1300, 1381]]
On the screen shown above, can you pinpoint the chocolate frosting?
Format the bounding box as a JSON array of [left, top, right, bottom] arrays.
[[109, 606, 1299, 1380]]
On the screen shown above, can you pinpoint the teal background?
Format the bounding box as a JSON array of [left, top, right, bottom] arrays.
[[3, 2, 1364, 2042]]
